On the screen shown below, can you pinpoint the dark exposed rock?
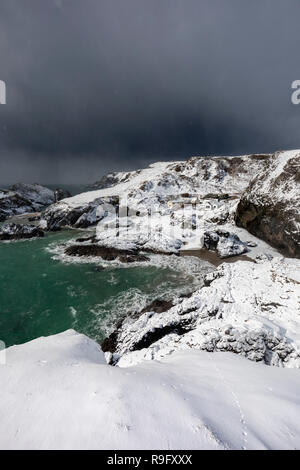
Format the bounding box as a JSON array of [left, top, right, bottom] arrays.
[[92, 266, 106, 272], [178, 292, 194, 299], [131, 320, 193, 352], [235, 152, 300, 258], [75, 236, 95, 243], [0, 223, 44, 241], [101, 330, 120, 354], [43, 195, 119, 230], [203, 231, 219, 251], [65, 244, 150, 263], [203, 193, 230, 200], [54, 188, 72, 202], [139, 299, 174, 316]]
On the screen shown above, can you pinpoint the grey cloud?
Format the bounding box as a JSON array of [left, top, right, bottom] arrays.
[[0, 0, 300, 183]]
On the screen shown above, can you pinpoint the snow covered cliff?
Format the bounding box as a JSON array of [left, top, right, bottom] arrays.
[[236, 150, 300, 258]]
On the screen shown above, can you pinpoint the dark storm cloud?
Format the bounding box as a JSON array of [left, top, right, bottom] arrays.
[[0, 0, 300, 183]]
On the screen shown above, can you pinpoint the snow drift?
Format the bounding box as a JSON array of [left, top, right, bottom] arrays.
[[1, 330, 300, 450]]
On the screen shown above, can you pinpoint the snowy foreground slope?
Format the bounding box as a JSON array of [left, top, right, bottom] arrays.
[[1, 330, 300, 450]]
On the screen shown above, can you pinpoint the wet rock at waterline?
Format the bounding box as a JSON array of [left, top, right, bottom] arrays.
[[65, 244, 150, 263]]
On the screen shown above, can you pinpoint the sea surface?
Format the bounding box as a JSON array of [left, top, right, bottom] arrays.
[[0, 230, 211, 348]]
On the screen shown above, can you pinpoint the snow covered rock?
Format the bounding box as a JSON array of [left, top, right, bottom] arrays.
[[1, 330, 300, 450], [0, 223, 44, 241], [0, 184, 69, 222], [235, 150, 300, 258], [41, 196, 119, 230], [203, 230, 248, 258], [41, 155, 270, 237], [65, 244, 149, 263], [104, 256, 300, 369]]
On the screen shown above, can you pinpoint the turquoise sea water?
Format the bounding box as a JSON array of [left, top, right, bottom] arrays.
[[0, 231, 202, 348]]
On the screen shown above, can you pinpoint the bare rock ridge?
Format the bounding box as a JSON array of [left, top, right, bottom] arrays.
[[235, 150, 300, 258]]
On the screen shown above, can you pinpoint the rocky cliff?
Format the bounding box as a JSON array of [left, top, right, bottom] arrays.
[[235, 150, 300, 258]]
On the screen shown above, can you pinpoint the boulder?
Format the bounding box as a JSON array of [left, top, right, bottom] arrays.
[[203, 230, 248, 258], [54, 188, 72, 202]]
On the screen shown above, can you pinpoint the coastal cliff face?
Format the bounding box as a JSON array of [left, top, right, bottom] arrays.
[[235, 150, 300, 258]]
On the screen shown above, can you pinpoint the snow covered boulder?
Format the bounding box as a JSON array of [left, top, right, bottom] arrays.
[[203, 230, 248, 258], [235, 150, 300, 258], [0, 223, 44, 241]]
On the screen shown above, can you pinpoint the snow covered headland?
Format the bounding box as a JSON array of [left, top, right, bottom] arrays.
[[0, 150, 299, 450]]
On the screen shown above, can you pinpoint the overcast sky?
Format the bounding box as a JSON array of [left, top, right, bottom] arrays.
[[0, 0, 300, 183]]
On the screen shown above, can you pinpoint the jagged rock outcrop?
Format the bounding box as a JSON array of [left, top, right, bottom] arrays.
[[235, 150, 300, 258], [0, 223, 44, 241]]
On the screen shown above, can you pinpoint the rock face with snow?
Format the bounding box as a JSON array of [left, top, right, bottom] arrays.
[[0, 223, 44, 241], [235, 150, 300, 258], [0, 183, 69, 222], [103, 256, 300, 369]]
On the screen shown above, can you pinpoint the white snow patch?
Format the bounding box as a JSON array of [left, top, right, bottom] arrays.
[[1, 330, 300, 450]]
